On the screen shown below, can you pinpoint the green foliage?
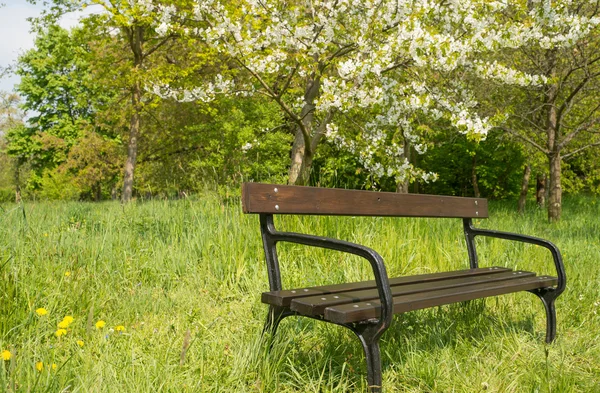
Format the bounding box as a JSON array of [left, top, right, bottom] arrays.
[[37, 169, 80, 200], [419, 129, 526, 199], [312, 142, 370, 189], [135, 96, 291, 197], [61, 131, 122, 200], [10, 24, 114, 188], [562, 148, 600, 195]]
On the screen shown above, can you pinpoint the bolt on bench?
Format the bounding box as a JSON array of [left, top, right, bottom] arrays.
[[242, 183, 566, 392]]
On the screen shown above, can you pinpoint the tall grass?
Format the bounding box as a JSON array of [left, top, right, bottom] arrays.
[[0, 194, 599, 392]]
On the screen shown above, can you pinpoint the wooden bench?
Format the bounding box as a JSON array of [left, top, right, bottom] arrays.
[[242, 183, 566, 392]]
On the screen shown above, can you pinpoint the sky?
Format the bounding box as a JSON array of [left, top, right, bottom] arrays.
[[0, 0, 87, 93]]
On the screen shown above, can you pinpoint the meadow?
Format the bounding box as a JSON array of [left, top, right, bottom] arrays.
[[0, 193, 599, 392]]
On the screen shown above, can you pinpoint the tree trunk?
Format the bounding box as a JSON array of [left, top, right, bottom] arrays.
[[288, 129, 306, 185], [548, 153, 562, 221], [396, 131, 411, 193], [517, 165, 531, 214], [94, 184, 102, 201], [471, 155, 480, 198], [111, 185, 118, 200], [14, 163, 21, 204], [396, 179, 409, 193], [536, 173, 546, 207], [297, 150, 314, 186], [287, 76, 325, 186], [544, 49, 561, 220], [122, 25, 144, 203], [122, 81, 141, 202]]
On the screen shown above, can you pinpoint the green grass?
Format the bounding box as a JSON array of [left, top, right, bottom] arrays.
[[0, 194, 599, 392]]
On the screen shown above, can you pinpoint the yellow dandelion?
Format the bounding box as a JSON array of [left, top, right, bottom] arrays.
[[43, 233, 48, 237], [115, 325, 126, 333], [36, 361, 43, 372], [1, 350, 11, 361], [55, 329, 67, 337], [76, 340, 84, 348], [52, 363, 57, 371], [58, 316, 74, 329], [95, 320, 106, 329], [64, 271, 71, 277], [35, 308, 48, 316]]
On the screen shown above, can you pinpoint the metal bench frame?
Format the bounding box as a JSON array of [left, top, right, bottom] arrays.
[[243, 183, 566, 392]]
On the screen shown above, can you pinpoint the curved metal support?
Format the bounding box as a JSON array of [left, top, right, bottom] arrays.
[[263, 305, 296, 339], [462, 219, 566, 296], [462, 218, 479, 269], [529, 288, 558, 343], [259, 214, 393, 341], [349, 325, 383, 393], [464, 218, 565, 343]]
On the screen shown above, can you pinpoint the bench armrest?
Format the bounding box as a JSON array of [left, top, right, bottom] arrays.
[[464, 219, 566, 296], [260, 214, 393, 338]]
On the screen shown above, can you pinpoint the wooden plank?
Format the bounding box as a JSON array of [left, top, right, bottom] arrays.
[[242, 183, 488, 218], [261, 267, 510, 307], [324, 276, 558, 324], [290, 270, 535, 316]]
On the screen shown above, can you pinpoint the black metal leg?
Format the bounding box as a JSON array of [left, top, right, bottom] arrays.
[[363, 340, 382, 392], [540, 295, 557, 344], [263, 305, 292, 339], [530, 289, 558, 344], [351, 328, 383, 393]]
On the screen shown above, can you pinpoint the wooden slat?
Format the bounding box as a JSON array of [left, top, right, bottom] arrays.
[[242, 183, 488, 218], [290, 270, 535, 316], [261, 267, 509, 307], [323, 276, 558, 324]]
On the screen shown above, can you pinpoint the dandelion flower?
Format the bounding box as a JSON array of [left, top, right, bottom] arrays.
[[64, 271, 71, 277], [55, 329, 67, 337], [1, 350, 10, 361], [115, 325, 126, 333], [77, 340, 84, 347], [95, 320, 106, 329], [36, 361, 43, 372], [35, 308, 48, 316], [52, 363, 57, 371], [58, 316, 74, 329]]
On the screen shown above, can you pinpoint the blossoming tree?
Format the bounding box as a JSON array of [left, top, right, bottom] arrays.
[[483, 1, 600, 220], [154, 0, 594, 188]]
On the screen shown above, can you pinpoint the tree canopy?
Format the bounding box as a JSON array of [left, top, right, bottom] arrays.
[[0, 0, 598, 220]]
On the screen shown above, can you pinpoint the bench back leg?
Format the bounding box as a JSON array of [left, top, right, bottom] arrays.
[[463, 218, 479, 269]]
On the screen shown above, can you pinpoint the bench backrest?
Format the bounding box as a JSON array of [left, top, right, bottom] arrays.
[[242, 183, 488, 218]]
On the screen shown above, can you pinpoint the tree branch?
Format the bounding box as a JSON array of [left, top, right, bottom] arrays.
[[310, 109, 335, 152], [235, 58, 308, 139], [562, 141, 600, 160], [143, 34, 175, 60], [558, 102, 600, 150], [556, 71, 600, 124], [498, 126, 549, 154]]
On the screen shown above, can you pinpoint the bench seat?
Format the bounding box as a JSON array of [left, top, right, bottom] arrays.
[[262, 267, 557, 324]]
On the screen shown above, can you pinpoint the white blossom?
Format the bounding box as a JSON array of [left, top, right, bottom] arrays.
[[149, 0, 598, 184]]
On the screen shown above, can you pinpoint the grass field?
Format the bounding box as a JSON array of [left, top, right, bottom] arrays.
[[1, 193, 599, 392]]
